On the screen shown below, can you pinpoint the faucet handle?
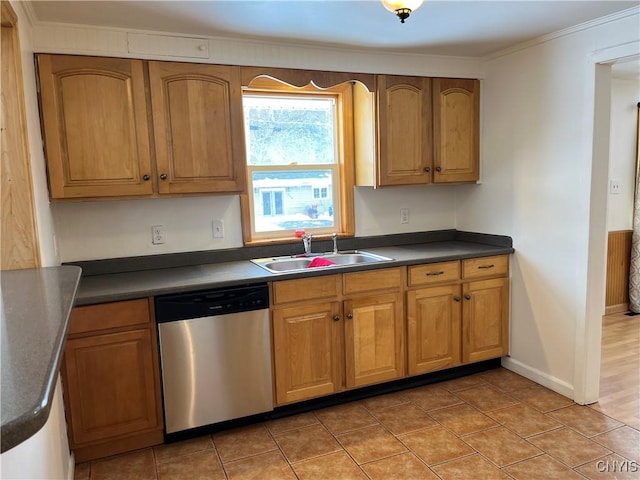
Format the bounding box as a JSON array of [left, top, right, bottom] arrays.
[[332, 232, 338, 254]]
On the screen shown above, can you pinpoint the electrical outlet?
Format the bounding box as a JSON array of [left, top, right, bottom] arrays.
[[609, 179, 621, 195], [400, 208, 410, 224], [212, 219, 224, 238], [151, 225, 165, 245]]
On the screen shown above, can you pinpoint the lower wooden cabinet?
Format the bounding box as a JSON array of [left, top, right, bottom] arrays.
[[271, 268, 405, 405], [407, 284, 462, 375], [61, 298, 163, 462], [462, 277, 510, 363]]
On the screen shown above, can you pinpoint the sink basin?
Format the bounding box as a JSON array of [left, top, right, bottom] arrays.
[[251, 250, 393, 274]]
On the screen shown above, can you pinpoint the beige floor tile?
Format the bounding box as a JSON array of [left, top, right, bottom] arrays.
[[372, 403, 437, 435], [362, 452, 439, 480], [432, 453, 509, 480], [510, 384, 574, 413], [73, 462, 90, 480], [273, 424, 342, 463], [336, 425, 407, 464], [399, 425, 474, 466], [430, 403, 499, 436], [455, 384, 520, 412], [315, 402, 378, 435], [591, 426, 640, 463], [403, 385, 464, 411], [292, 451, 367, 480], [464, 426, 543, 467], [478, 368, 538, 392], [487, 403, 563, 438], [213, 424, 277, 463], [528, 427, 612, 467], [154, 436, 213, 464], [575, 453, 640, 480], [265, 412, 319, 435], [437, 375, 487, 392], [157, 450, 225, 480], [359, 391, 410, 411], [90, 448, 156, 480], [504, 454, 585, 480], [548, 405, 624, 437], [223, 450, 297, 480]]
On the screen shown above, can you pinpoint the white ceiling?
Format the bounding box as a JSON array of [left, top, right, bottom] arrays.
[[29, 1, 638, 57]]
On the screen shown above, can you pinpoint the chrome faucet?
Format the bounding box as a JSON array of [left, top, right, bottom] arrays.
[[332, 233, 339, 254], [302, 234, 313, 255]]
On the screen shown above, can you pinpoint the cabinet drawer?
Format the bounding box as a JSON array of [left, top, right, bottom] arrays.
[[273, 275, 340, 305], [343, 267, 402, 295], [462, 255, 509, 280], [408, 261, 460, 286], [69, 299, 151, 335]]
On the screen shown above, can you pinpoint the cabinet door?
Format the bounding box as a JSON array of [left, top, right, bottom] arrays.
[[462, 277, 509, 363], [377, 75, 432, 186], [149, 62, 246, 194], [37, 55, 153, 199], [62, 329, 162, 446], [407, 284, 461, 375], [272, 302, 342, 404], [344, 292, 404, 388], [433, 78, 479, 183]]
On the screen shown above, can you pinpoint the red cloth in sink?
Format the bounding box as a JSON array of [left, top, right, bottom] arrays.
[[307, 257, 336, 268]]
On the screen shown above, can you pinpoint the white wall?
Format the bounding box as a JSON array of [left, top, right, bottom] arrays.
[[607, 76, 639, 231], [27, 21, 477, 262], [455, 11, 640, 398]]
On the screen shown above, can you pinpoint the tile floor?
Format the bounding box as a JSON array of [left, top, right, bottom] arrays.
[[74, 368, 640, 480]]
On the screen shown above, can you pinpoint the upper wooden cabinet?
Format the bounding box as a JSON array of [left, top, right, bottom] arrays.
[[433, 78, 480, 183], [38, 55, 154, 199], [148, 62, 245, 194], [377, 75, 432, 186], [37, 55, 246, 200], [355, 76, 480, 187]]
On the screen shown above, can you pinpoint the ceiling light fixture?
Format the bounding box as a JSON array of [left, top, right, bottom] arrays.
[[380, 0, 424, 23]]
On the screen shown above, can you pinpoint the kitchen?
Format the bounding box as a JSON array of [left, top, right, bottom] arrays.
[[1, 1, 639, 478]]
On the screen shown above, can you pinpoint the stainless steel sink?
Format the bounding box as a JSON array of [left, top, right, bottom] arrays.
[[251, 250, 393, 274]]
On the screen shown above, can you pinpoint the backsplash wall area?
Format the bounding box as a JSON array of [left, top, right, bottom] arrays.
[[52, 186, 456, 262]]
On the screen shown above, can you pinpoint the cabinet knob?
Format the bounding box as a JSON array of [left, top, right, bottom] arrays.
[[333, 315, 340, 322], [142, 174, 150, 181], [454, 296, 461, 302], [160, 173, 168, 180], [424, 167, 431, 173], [346, 313, 353, 319], [435, 166, 442, 173], [464, 294, 471, 300]]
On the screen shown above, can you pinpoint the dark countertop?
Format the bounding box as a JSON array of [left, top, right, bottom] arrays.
[[75, 237, 514, 306], [1, 266, 82, 453]]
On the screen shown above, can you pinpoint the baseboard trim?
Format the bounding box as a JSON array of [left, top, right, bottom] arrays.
[[605, 303, 629, 315], [501, 357, 575, 400]]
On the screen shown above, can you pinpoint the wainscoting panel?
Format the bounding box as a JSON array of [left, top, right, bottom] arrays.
[[606, 230, 632, 312]]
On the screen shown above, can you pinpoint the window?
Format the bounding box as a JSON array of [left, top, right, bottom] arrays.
[[241, 80, 354, 243]]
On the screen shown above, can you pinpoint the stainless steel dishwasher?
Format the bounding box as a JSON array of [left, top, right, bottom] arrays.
[[155, 284, 272, 436]]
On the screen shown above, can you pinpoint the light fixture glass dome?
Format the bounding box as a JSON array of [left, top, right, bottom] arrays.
[[380, 0, 424, 13]]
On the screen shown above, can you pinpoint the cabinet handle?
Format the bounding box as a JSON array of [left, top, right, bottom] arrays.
[[333, 315, 340, 322], [435, 166, 442, 173], [142, 174, 150, 181], [426, 271, 444, 276], [454, 296, 461, 302], [464, 294, 471, 300], [478, 264, 495, 269], [424, 167, 431, 173], [346, 313, 353, 319], [160, 173, 168, 180]]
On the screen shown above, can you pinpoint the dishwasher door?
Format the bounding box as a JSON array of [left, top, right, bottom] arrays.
[[158, 308, 273, 434]]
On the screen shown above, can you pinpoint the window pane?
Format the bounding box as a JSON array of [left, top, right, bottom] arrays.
[[252, 170, 334, 233], [244, 96, 336, 166]]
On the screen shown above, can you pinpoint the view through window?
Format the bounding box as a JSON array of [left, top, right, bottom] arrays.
[[243, 94, 341, 239]]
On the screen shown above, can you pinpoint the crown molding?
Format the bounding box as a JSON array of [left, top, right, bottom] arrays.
[[13, 0, 38, 27]]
